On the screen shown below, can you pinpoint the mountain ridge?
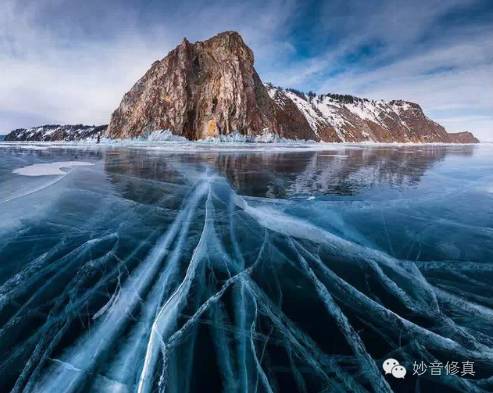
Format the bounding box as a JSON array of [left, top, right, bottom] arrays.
[[106, 31, 478, 143], [106, 31, 316, 141], [3, 31, 479, 143], [266, 85, 478, 143], [4, 124, 106, 142]]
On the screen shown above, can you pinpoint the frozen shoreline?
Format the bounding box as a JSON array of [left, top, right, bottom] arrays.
[[1, 129, 482, 151], [0, 139, 482, 153]]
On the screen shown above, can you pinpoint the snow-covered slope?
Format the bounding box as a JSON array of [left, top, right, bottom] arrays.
[[267, 86, 478, 143], [4, 124, 107, 142]]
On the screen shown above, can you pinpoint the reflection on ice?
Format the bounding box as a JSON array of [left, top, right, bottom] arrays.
[[0, 144, 492, 393]]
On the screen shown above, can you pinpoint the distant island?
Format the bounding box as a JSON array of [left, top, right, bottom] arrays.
[[4, 32, 479, 143], [4, 124, 106, 142]]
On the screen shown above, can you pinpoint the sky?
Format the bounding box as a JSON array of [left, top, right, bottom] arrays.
[[1, 0, 492, 140]]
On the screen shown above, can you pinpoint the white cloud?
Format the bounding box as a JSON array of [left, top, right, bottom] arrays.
[[265, 1, 493, 140], [316, 28, 493, 140], [0, 0, 298, 132], [0, 0, 491, 140], [0, 1, 183, 131]]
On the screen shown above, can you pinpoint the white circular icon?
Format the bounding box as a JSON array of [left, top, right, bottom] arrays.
[[391, 365, 407, 379], [383, 358, 400, 374], [383, 358, 407, 379]]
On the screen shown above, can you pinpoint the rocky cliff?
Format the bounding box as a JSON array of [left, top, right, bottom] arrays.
[[446, 131, 479, 143], [5, 32, 476, 144], [107, 31, 478, 143], [4, 124, 107, 142], [106, 31, 315, 141], [268, 88, 480, 143]]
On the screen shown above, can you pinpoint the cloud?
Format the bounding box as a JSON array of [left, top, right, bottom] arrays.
[[0, 1, 173, 131], [265, 0, 493, 140], [0, 0, 491, 140], [0, 0, 299, 132]]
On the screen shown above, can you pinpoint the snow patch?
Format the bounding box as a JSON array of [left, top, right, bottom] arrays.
[[13, 161, 94, 176], [142, 129, 188, 142], [198, 130, 315, 144]]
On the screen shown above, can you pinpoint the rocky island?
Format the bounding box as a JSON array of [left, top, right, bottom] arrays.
[[106, 31, 478, 143], [4, 124, 106, 142], [5, 31, 479, 143]]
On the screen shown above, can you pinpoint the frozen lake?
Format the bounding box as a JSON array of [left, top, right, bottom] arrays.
[[0, 143, 492, 393]]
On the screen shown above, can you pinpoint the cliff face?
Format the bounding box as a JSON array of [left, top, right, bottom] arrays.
[[104, 31, 478, 143], [106, 31, 315, 141], [268, 88, 479, 143], [4, 124, 107, 142], [447, 131, 479, 143]]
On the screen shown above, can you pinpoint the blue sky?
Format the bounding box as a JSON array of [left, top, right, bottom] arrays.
[[1, 0, 492, 139]]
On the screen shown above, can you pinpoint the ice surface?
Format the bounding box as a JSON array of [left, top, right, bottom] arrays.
[[0, 143, 492, 393], [13, 161, 94, 176]]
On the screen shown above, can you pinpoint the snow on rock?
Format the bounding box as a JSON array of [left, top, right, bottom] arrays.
[[4, 125, 107, 142], [198, 129, 315, 144], [266, 86, 478, 143], [143, 129, 188, 142]]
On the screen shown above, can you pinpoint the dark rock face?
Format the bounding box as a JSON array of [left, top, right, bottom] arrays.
[[104, 30, 478, 143], [107, 32, 316, 141], [447, 131, 479, 143], [4, 124, 107, 142], [268, 88, 479, 143]]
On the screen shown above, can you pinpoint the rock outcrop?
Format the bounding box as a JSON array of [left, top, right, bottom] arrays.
[[3, 31, 466, 144], [106, 31, 315, 141], [107, 31, 478, 143], [4, 124, 107, 142], [446, 131, 479, 144], [268, 88, 479, 143]]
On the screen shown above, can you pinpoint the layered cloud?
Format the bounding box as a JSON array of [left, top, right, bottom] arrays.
[[1, 0, 491, 139]]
